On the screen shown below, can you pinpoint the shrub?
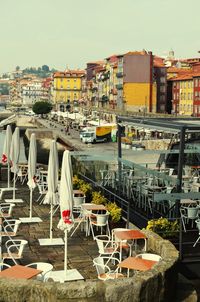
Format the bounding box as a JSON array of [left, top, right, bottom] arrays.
[[146, 217, 179, 238], [106, 202, 122, 223], [92, 191, 107, 205]]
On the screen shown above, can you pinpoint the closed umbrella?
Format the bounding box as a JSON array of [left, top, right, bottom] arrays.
[[38, 140, 63, 245], [4, 127, 24, 203], [1, 125, 12, 188], [50, 150, 83, 282], [20, 133, 42, 223]]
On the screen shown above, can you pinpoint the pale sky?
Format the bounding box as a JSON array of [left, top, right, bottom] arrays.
[[0, 0, 200, 74]]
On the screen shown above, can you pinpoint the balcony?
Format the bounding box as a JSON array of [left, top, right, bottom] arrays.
[[116, 72, 123, 78], [116, 84, 123, 90]]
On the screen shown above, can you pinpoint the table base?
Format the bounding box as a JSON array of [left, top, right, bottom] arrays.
[[5, 198, 24, 203], [38, 238, 64, 246], [19, 217, 42, 223], [48, 269, 84, 282]]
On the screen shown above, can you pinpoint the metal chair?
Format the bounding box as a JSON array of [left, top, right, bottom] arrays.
[[0, 203, 15, 218], [26, 262, 53, 281], [136, 253, 162, 261], [2, 239, 28, 265], [95, 235, 120, 258], [180, 206, 200, 232], [89, 211, 110, 239], [0, 219, 21, 238], [93, 256, 124, 281], [0, 262, 11, 271]]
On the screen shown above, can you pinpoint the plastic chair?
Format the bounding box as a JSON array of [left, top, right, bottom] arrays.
[[93, 256, 124, 281], [2, 239, 28, 265], [0, 203, 15, 218], [89, 211, 110, 239], [180, 206, 200, 232], [136, 253, 162, 262], [37, 181, 48, 203], [193, 219, 200, 247], [26, 262, 53, 281]]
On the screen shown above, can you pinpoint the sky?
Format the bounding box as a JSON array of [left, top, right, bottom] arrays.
[[0, 0, 200, 74]]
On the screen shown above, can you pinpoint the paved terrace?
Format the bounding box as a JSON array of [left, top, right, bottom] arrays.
[[0, 173, 98, 280]]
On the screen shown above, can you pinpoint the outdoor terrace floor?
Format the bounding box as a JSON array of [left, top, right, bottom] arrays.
[[0, 174, 98, 280]]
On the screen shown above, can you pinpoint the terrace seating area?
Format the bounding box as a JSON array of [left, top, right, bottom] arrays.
[[0, 169, 164, 284]]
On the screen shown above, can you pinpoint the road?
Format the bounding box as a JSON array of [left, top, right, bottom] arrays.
[[36, 117, 159, 167]]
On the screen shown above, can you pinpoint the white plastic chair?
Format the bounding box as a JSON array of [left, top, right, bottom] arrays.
[[93, 256, 124, 281], [89, 211, 110, 239], [37, 181, 48, 203], [26, 262, 53, 281], [0, 203, 15, 218], [180, 206, 200, 232], [2, 239, 28, 265], [136, 253, 162, 262]]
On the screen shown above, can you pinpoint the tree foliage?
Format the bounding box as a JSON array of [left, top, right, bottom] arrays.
[[32, 101, 52, 115]]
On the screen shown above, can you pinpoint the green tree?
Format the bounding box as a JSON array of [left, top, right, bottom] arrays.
[[16, 66, 20, 71], [32, 101, 52, 116], [42, 65, 50, 72]]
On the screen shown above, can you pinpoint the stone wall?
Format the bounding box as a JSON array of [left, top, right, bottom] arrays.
[[0, 230, 179, 302]]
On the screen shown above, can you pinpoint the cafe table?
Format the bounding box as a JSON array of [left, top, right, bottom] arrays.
[[118, 256, 157, 277], [114, 229, 147, 261], [0, 265, 42, 280]]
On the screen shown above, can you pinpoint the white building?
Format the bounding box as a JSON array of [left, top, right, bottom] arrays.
[[21, 80, 43, 105]]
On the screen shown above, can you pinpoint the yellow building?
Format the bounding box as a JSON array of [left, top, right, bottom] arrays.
[[173, 74, 193, 116], [52, 70, 85, 109], [124, 82, 157, 113]]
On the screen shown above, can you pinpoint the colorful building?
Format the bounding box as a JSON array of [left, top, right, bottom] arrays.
[[170, 73, 193, 116], [52, 69, 85, 110]]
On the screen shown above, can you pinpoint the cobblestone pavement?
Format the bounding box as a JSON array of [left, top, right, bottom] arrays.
[[0, 174, 98, 280]]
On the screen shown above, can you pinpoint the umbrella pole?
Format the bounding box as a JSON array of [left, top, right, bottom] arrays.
[[7, 163, 10, 188], [13, 173, 16, 201], [30, 188, 33, 219], [50, 203, 53, 240], [64, 229, 67, 274]]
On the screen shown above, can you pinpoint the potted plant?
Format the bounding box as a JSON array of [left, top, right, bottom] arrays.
[[106, 202, 126, 229], [91, 191, 107, 205]]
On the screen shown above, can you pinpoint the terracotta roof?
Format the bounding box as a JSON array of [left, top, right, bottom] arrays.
[[54, 70, 85, 78], [87, 60, 104, 65]]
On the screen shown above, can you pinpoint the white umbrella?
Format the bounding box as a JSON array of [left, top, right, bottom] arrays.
[[38, 140, 63, 245], [4, 127, 24, 204], [10, 127, 20, 201], [1, 125, 12, 188], [20, 133, 42, 223], [50, 150, 83, 282]]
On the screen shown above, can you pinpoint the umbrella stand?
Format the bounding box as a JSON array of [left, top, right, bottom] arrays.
[[19, 187, 42, 223], [38, 197, 64, 246], [4, 172, 23, 204], [48, 228, 84, 282], [0, 163, 16, 200]]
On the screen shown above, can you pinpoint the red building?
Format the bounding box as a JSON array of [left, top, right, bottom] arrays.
[[193, 73, 200, 116]]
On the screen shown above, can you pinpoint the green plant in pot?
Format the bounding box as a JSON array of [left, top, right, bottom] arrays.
[[92, 191, 107, 205], [106, 202, 122, 223]]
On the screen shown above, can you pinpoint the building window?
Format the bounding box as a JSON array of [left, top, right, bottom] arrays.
[[195, 79, 198, 87]]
